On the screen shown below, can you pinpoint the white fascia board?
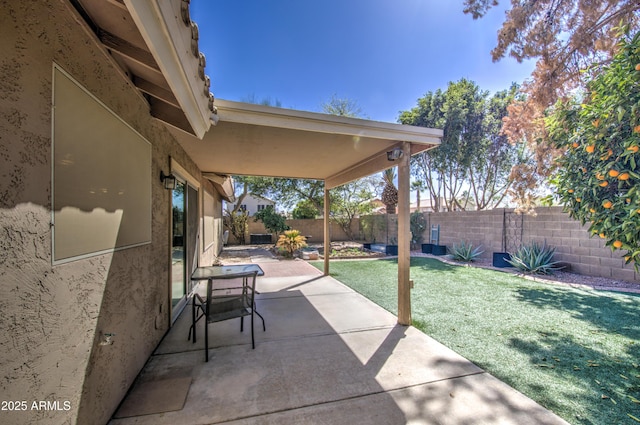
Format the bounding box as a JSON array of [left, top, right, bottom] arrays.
[[215, 99, 443, 146], [125, 0, 210, 139]]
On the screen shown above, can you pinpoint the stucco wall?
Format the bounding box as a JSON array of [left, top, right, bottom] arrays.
[[0, 2, 220, 424]]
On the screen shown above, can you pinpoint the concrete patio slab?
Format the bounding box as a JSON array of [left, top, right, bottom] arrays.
[[110, 257, 569, 425]]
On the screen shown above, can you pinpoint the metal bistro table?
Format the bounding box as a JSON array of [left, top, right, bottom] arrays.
[[188, 264, 265, 346]]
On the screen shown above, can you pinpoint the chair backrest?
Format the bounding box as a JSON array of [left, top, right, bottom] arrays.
[[205, 270, 258, 322]]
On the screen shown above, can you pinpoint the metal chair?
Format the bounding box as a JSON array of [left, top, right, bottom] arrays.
[[191, 270, 266, 362]]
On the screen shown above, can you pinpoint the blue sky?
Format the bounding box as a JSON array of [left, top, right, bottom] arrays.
[[192, 1, 536, 123]]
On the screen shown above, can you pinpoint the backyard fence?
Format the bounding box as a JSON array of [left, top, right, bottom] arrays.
[[225, 207, 638, 283], [420, 207, 638, 283]]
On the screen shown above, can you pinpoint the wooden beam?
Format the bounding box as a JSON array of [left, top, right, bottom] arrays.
[[97, 28, 160, 72], [148, 97, 194, 135], [323, 188, 331, 276], [397, 142, 412, 326], [133, 76, 180, 108]]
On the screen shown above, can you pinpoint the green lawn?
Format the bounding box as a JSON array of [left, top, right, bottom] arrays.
[[311, 257, 640, 425]]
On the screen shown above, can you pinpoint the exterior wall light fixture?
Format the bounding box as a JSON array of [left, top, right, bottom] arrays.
[[387, 147, 403, 161], [160, 171, 177, 190]]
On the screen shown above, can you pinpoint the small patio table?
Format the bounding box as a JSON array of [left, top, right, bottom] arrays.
[[188, 264, 264, 344]]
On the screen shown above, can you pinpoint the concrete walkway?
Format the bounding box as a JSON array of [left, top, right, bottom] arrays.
[[109, 258, 569, 425]]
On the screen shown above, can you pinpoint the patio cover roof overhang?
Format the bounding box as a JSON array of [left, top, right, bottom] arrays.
[[167, 99, 442, 190]]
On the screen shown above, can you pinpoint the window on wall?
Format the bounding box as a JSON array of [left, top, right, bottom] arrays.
[[239, 205, 247, 212], [52, 65, 151, 264], [257, 205, 266, 212]]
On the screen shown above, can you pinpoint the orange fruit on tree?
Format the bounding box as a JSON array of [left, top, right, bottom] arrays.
[[634, 125, 640, 133], [609, 169, 620, 177], [590, 208, 596, 213], [628, 145, 639, 153], [595, 172, 605, 180], [603, 200, 613, 208], [576, 197, 582, 202], [599, 181, 609, 187], [618, 172, 630, 181], [636, 63, 640, 71], [572, 142, 579, 148], [586, 145, 595, 153], [568, 189, 574, 193], [600, 149, 613, 160], [599, 233, 606, 239], [593, 119, 600, 128], [613, 240, 623, 249]]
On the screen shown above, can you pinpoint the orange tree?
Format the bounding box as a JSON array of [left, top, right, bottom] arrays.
[[549, 30, 640, 266]]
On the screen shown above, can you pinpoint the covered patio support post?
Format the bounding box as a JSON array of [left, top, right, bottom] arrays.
[[323, 187, 330, 276], [397, 141, 412, 325]]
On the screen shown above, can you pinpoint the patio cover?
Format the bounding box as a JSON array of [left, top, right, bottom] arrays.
[[168, 101, 443, 325]]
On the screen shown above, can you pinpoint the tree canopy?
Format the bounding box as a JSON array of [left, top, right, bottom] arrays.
[[464, 1, 640, 209], [399, 79, 523, 211], [548, 31, 640, 266]]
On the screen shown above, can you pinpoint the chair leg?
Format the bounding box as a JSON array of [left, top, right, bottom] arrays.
[[240, 316, 244, 332], [251, 311, 255, 349], [205, 321, 209, 362], [255, 310, 266, 332]]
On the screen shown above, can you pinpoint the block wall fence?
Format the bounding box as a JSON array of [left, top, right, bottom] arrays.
[[422, 206, 638, 283], [225, 207, 638, 283]]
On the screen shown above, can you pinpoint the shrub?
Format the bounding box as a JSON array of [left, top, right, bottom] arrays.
[[507, 242, 562, 275], [276, 230, 307, 257], [410, 211, 427, 247], [449, 241, 484, 262], [254, 205, 289, 236]]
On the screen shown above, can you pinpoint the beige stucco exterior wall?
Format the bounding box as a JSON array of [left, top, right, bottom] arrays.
[[0, 2, 221, 424]]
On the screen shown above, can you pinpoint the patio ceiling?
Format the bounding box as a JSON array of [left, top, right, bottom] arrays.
[[168, 99, 442, 189]]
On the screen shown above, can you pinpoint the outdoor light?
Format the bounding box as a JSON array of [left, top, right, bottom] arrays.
[[386, 147, 403, 161], [160, 171, 177, 190]]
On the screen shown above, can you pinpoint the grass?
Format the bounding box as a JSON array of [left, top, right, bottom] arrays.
[[310, 257, 640, 425]]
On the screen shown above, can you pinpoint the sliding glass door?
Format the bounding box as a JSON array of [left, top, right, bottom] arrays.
[[171, 180, 187, 319], [171, 177, 199, 323]]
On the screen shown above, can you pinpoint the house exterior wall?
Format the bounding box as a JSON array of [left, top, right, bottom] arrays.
[[0, 2, 221, 424], [227, 194, 276, 216]]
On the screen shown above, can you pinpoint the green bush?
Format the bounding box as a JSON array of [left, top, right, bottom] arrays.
[[507, 242, 562, 275], [449, 241, 484, 262]]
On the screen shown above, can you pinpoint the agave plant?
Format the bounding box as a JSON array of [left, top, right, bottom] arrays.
[[449, 241, 484, 262], [276, 229, 307, 257], [507, 242, 563, 275]]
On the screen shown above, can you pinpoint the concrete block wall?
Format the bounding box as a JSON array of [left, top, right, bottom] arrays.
[[226, 218, 358, 245], [420, 207, 639, 283]]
